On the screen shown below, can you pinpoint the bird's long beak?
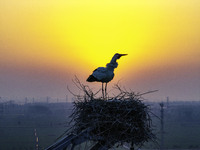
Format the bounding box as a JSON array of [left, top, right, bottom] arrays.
[[119, 54, 128, 56], [118, 54, 128, 59]]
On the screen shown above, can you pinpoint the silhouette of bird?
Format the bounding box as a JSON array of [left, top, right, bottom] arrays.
[[87, 53, 127, 98]]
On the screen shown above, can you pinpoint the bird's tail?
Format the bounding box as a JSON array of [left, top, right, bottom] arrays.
[[86, 75, 97, 82]]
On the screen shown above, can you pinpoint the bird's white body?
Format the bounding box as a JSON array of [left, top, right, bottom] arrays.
[[87, 53, 127, 98], [91, 67, 114, 83]]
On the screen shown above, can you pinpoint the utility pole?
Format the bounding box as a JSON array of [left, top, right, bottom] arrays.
[[130, 142, 134, 150], [34, 129, 39, 150], [166, 96, 169, 108], [160, 102, 164, 150]]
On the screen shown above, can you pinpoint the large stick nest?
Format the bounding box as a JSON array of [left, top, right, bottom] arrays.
[[69, 77, 157, 148]]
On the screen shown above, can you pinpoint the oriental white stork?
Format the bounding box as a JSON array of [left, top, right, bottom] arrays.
[[87, 53, 127, 98]]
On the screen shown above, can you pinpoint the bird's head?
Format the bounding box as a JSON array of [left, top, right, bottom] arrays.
[[114, 53, 128, 59], [115, 53, 128, 59], [110, 53, 128, 63]]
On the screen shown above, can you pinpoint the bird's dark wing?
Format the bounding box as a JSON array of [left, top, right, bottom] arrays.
[[93, 67, 107, 73], [92, 67, 108, 81]]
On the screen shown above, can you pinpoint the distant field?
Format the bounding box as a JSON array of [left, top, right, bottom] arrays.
[[0, 103, 71, 150], [0, 101, 200, 150]]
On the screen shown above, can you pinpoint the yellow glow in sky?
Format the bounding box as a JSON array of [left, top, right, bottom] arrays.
[[0, 0, 200, 100]]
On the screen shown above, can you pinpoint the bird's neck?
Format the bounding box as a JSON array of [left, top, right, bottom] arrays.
[[110, 56, 118, 63], [106, 62, 118, 71], [106, 55, 118, 71]]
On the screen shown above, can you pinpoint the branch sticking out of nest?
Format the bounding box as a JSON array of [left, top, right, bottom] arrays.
[[67, 76, 102, 101]]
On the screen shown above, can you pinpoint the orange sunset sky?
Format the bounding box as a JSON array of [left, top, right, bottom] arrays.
[[0, 0, 200, 101]]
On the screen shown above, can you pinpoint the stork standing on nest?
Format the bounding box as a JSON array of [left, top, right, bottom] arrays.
[[87, 53, 127, 98]]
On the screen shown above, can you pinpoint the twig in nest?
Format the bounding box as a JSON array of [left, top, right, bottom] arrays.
[[68, 76, 102, 100]]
